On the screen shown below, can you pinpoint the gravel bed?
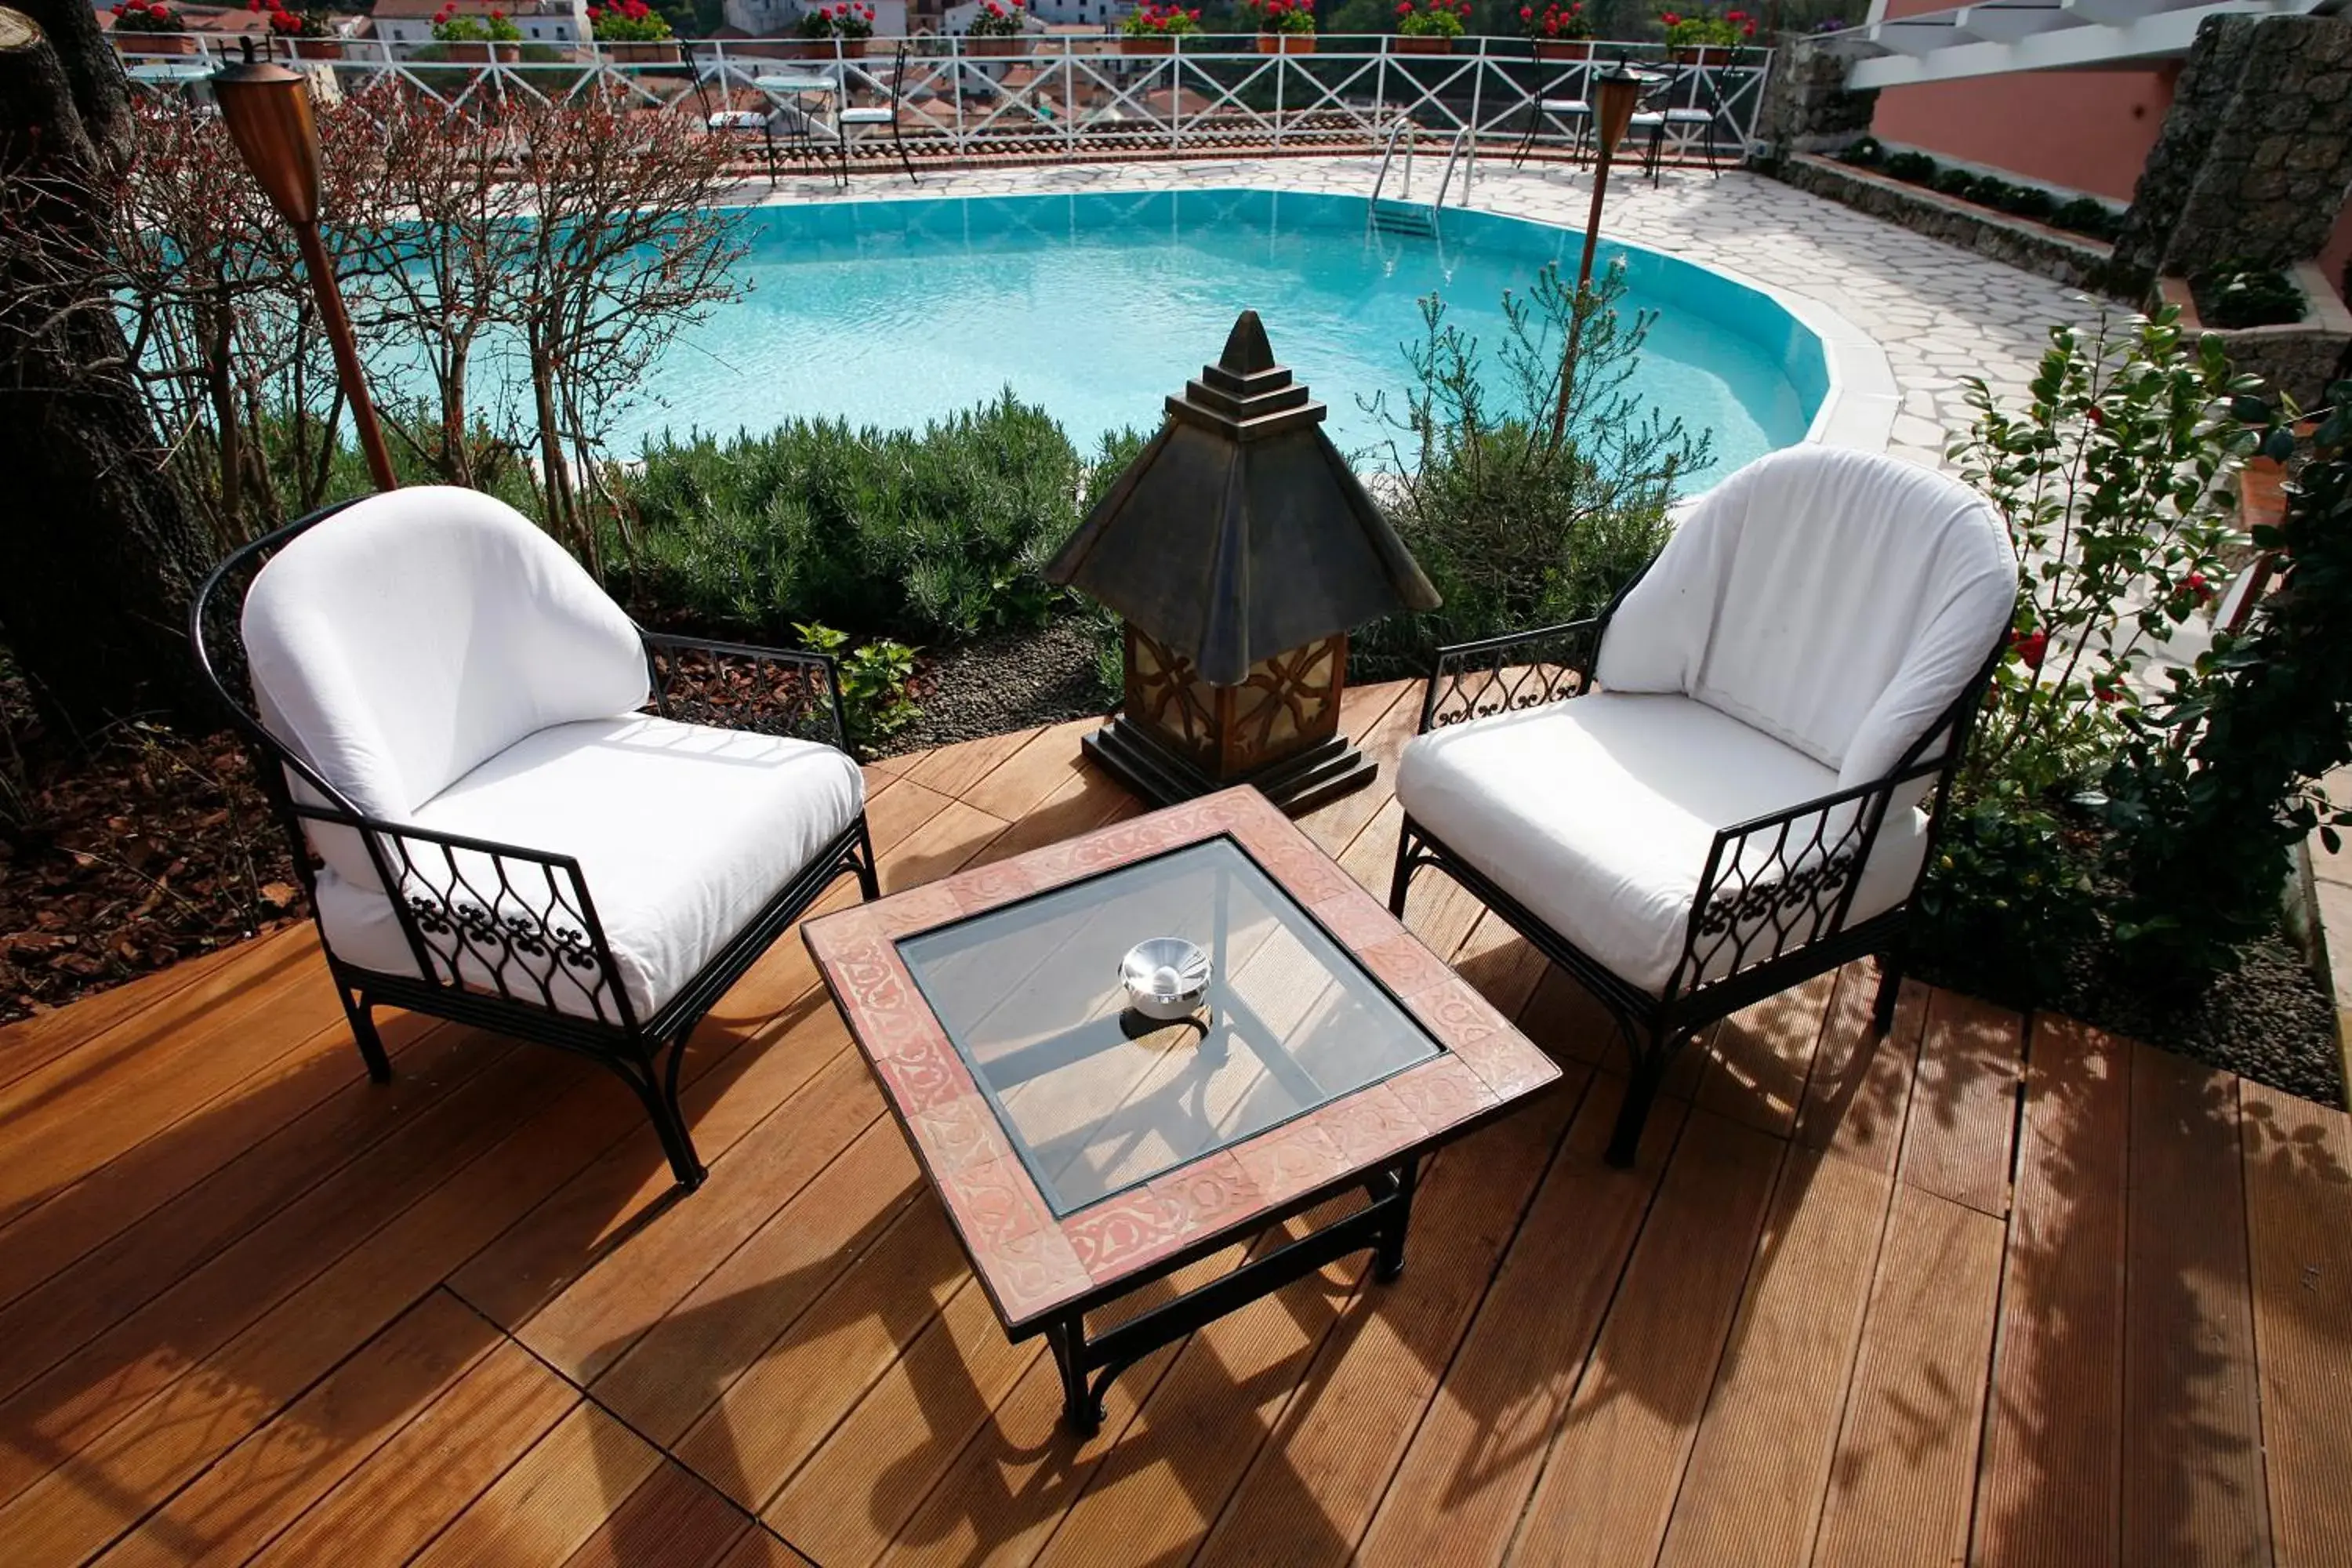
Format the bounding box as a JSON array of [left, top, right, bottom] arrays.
[[880, 617, 1113, 758], [1917, 920, 2344, 1108]]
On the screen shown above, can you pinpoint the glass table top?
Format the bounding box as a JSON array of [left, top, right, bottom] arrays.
[[895, 836, 1444, 1216]]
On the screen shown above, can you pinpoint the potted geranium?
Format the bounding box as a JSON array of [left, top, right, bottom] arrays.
[[793, 2, 875, 57], [252, 1, 343, 60], [431, 6, 523, 62], [964, 0, 1025, 56], [1243, 0, 1314, 53], [1120, 2, 1199, 53], [1393, 0, 1467, 55], [1523, 1, 1593, 60], [1658, 5, 1753, 61], [591, 0, 680, 62], [109, 0, 195, 55]]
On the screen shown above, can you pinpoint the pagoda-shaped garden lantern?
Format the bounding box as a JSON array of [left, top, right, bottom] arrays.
[[1047, 310, 1439, 814]]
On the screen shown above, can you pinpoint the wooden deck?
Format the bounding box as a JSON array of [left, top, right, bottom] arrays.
[[4, 677, 2350, 1568]]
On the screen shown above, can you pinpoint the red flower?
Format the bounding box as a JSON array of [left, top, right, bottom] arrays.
[[2011, 629, 2048, 670], [1661, 11, 1679, 24], [1725, 9, 1745, 19], [2187, 572, 2213, 602], [2085, 405, 2104, 426]]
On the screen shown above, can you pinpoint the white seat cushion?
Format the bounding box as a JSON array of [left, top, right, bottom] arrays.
[[316, 714, 865, 1023], [1538, 98, 1590, 113], [1396, 692, 1926, 997]]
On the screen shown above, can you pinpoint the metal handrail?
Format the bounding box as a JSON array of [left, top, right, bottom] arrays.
[[1432, 124, 1475, 210], [1369, 117, 1417, 213]]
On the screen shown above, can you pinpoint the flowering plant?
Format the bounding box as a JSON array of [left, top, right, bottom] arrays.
[[966, 0, 1025, 37], [1395, 0, 1468, 38], [1240, 0, 1313, 34], [1123, 2, 1202, 34], [590, 0, 674, 39], [795, 2, 873, 38], [247, 0, 332, 36], [432, 6, 522, 41], [1520, 1, 1593, 39], [108, 1, 185, 34], [1657, 5, 1751, 45]]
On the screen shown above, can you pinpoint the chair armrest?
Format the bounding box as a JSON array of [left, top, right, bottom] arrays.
[[1667, 755, 1946, 999], [639, 631, 854, 756], [289, 801, 642, 1031], [1419, 618, 1606, 735]]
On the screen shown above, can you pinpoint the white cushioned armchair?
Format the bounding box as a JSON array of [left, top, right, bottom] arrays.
[[191, 488, 878, 1191], [1391, 446, 2016, 1164]]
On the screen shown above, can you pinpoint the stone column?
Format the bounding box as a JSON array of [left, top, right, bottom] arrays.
[[2113, 14, 2352, 285], [1751, 34, 1876, 165]]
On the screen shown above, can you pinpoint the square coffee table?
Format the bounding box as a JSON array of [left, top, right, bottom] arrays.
[[802, 786, 1561, 1434]]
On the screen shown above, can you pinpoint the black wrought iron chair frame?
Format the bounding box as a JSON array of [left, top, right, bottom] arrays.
[[189, 498, 880, 1193], [1388, 590, 2002, 1168]]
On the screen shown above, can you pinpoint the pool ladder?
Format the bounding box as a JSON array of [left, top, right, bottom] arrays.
[[1368, 123, 1474, 241]]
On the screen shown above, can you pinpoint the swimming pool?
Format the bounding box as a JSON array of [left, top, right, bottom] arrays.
[[618, 187, 1828, 477]]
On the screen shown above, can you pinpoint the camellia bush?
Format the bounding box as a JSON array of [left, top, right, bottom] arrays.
[[1913, 307, 2255, 1000]]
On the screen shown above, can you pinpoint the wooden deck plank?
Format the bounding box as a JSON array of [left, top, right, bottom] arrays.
[[717, 1526, 820, 1567], [960, 717, 1109, 824], [903, 730, 1042, 805], [557, 1459, 754, 1568], [1345, 1073, 1690, 1568], [1653, 973, 1926, 1567], [2241, 1080, 2352, 1568], [1794, 967, 1925, 1171], [1289, 681, 1417, 862], [1695, 968, 1840, 1141], [1811, 1182, 2006, 1568], [1897, 989, 2026, 1218], [244, 1330, 579, 1568], [407, 1399, 666, 1568], [89, 1290, 501, 1568], [0, 1036, 579, 1509], [0, 1014, 483, 1400], [1972, 1014, 2131, 1568], [1191, 1070, 1591, 1568], [0, 927, 297, 1093], [1502, 1106, 1788, 1568], [2121, 1042, 2270, 1568]]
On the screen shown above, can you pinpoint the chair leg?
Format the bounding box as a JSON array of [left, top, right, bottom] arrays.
[[854, 814, 881, 901], [628, 1040, 706, 1192], [893, 116, 917, 184], [1872, 952, 1904, 1034], [1606, 1028, 1677, 1167], [1388, 824, 1418, 919], [342, 985, 392, 1083], [1511, 104, 1540, 169]]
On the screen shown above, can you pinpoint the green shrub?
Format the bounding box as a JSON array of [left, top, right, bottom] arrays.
[[2193, 262, 2306, 330], [1931, 167, 1978, 201], [1353, 262, 1707, 676], [1882, 150, 1936, 183], [795, 622, 921, 751], [2050, 196, 2122, 241], [2001, 185, 2057, 221], [613, 391, 1086, 645], [1837, 135, 1883, 167]]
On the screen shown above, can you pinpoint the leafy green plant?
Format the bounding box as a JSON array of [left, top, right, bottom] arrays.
[[614, 392, 1086, 646], [1354, 261, 1708, 674], [1882, 150, 1936, 183], [2193, 262, 2305, 331], [1931, 167, 1978, 201], [1912, 799, 2100, 1004], [1396, 0, 1468, 38], [2100, 387, 2352, 988], [1657, 5, 1753, 45], [795, 622, 920, 751], [1837, 135, 1884, 168], [2050, 196, 2122, 241]]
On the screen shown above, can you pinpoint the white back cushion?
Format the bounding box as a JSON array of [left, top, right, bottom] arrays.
[[243, 487, 651, 880], [1594, 446, 2015, 786]]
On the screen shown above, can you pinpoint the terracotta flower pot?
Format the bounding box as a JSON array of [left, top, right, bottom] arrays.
[[285, 37, 345, 60], [601, 40, 679, 63], [124, 33, 199, 55], [967, 35, 1019, 55], [1392, 34, 1451, 54], [1121, 35, 1174, 53], [442, 40, 521, 62], [1531, 39, 1591, 60], [1255, 32, 1314, 53]]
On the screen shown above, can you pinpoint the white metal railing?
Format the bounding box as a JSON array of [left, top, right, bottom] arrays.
[[109, 34, 1772, 170]]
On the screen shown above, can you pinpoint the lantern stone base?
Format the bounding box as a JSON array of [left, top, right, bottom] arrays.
[[1082, 716, 1377, 817]]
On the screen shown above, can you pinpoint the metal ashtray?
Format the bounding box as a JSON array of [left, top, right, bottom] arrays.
[[1120, 937, 1210, 1022]]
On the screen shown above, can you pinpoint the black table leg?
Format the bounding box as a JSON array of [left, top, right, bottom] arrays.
[[1044, 1157, 1420, 1436]]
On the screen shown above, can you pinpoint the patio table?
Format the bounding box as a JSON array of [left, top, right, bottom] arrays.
[[803, 785, 1563, 1434]]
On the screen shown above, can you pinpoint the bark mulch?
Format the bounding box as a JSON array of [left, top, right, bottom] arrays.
[[0, 666, 303, 1026]]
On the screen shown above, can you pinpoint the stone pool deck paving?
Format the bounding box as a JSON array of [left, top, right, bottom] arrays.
[[730, 158, 2111, 472]]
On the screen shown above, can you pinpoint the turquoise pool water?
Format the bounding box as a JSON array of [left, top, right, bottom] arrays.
[[621, 187, 1826, 475]]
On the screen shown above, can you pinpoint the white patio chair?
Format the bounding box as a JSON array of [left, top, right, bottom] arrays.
[[837, 41, 920, 183], [191, 487, 878, 1192], [1390, 446, 2016, 1164]]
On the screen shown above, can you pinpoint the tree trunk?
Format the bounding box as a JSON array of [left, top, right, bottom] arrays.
[[0, 2, 218, 737]]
